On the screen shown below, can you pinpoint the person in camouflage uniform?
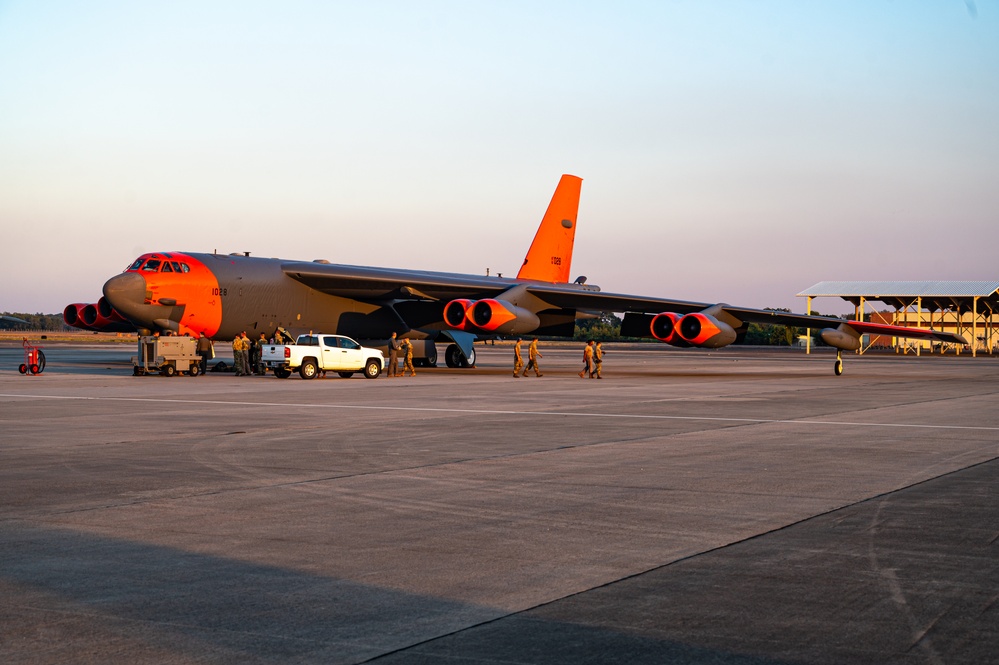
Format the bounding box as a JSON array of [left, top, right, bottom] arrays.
[[402, 338, 416, 376], [512, 338, 524, 378], [232, 334, 246, 376], [256, 333, 268, 374], [239, 332, 252, 376], [579, 340, 594, 379], [523, 337, 543, 377], [591, 341, 604, 379]]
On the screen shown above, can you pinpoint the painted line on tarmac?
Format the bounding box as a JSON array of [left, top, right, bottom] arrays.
[[2, 393, 998, 432]]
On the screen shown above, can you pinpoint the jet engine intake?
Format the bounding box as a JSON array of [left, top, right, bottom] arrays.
[[650, 312, 690, 346], [677, 312, 738, 348], [81, 299, 137, 333], [443, 299, 475, 330], [469, 299, 540, 335], [64, 303, 96, 331]]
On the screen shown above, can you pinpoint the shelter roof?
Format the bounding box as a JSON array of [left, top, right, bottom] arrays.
[[798, 281, 999, 314]]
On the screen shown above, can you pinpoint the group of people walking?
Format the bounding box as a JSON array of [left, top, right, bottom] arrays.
[[512, 337, 604, 378], [512, 338, 543, 377], [578, 339, 604, 379]]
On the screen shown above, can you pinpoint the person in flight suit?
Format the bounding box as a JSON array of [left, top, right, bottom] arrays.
[[388, 332, 401, 377], [579, 340, 595, 379], [196, 332, 213, 376], [523, 337, 543, 377], [512, 338, 524, 378], [402, 338, 416, 376], [591, 341, 604, 379]]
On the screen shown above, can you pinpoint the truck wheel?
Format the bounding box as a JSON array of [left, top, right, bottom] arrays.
[[364, 358, 381, 379], [189, 364, 200, 377], [274, 368, 291, 379], [338, 371, 354, 378], [163, 364, 176, 377], [300, 359, 318, 380]]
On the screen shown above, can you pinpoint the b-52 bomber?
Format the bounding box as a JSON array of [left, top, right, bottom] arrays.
[[65, 175, 965, 375]]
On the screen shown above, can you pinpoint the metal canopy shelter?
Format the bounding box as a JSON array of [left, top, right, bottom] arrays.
[[797, 281, 999, 358]]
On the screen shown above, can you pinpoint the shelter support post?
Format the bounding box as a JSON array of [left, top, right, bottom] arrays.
[[916, 296, 921, 357], [973, 297, 978, 358], [806, 296, 812, 355]]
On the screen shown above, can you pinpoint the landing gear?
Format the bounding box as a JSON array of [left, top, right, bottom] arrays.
[[834, 351, 844, 376], [416, 344, 438, 368], [444, 344, 475, 368]]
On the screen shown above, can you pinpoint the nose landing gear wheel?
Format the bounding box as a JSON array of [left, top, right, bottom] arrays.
[[834, 352, 844, 376]]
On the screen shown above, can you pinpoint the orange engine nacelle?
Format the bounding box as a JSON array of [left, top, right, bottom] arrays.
[[444, 299, 475, 330], [468, 299, 540, 335], [444, 298, 541, 335], [650, 312, 689, 346], [80, 298, 136, 333], [64, 303, 96, 330], [676, 312, 737, 348]]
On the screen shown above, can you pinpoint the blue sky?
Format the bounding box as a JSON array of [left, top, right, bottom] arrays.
[[1, 1, 996, 315]]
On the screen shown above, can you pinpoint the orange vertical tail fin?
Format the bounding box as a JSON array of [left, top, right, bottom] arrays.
[[516, 174, 582, 283]]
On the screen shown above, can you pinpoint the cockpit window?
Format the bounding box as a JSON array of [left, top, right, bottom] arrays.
[[129, 259, 144, 271], [171, 262, 183, 273], [180, 263, 190, 273], [161, 262, 174, 273], [142, 260, 161, 271]]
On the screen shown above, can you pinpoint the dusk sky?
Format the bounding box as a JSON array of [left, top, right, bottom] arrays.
[[2, 1, 996, 316]]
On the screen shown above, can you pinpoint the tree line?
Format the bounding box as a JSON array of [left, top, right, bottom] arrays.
[[0, 313, 71, 331]]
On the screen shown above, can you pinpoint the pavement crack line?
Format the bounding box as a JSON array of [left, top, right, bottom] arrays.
[[359, 455, 999, 664]]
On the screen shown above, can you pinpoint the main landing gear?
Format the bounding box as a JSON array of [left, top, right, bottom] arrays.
[[444, 344, 475, 368], [834, 350, 844, 376]]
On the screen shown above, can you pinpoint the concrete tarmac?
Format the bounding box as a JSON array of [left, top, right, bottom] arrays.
[[1, 342, 997, 664]]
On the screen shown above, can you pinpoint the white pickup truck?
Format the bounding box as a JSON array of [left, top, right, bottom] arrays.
[[261, 334, 386, 379]]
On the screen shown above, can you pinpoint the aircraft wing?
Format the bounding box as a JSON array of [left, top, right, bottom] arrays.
[[281, 263, 965, 345], [522, 285, 966, 345], [281, 262, 512, 301], [718, 306, 966, 344]]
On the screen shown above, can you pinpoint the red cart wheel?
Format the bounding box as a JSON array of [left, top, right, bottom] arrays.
[[29, 364, 40, 374], [19, 363, 27, 374]]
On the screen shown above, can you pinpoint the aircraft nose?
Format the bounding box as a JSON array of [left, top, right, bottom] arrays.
[[102, 272, 147, 316]]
